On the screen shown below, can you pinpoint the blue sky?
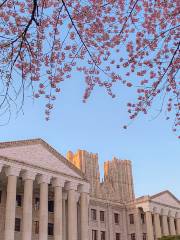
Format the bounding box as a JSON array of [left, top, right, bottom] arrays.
[[0, 74, 179, 199]]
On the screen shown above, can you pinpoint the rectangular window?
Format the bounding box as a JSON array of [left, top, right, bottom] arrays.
[[143, 233, 147, 240], [15, 218, 21, 232], [16, 195, 22, 207], [114, 213, 119, 224], [101, 231, 105, 240], [48, 223, 54, 236], [34, 221, 39, 234], [129, 214, 134, 224], [131, 233, 136, 240], [100, 211, 105, 222], [92, 230, 98, 240], [34, 197, 40, 210], [116, 233, 120, 240], [141, 213, 145, 224], [48, 200, 54, 212], [91, 209, 97, 221]]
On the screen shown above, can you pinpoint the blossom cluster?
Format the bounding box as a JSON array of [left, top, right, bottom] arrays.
[[0, 0, 179, 137]]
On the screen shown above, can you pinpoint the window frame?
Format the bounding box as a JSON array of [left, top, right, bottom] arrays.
[[100, 231, 105, 240], [143, 233, 147, 240], [92, 229, 98, 240], [100, 210, 105, 222], [34, 221, 39, 234], [48, 200, 54, 213], [16, 194, 22, 207], [116, 233, 120, 240], [114, 213, 119, 224], [91, 209, 97, 221], [130, 233, 136, 240], [129, 214, 134, 224], [15, 218, 21, 232], [48, 223, 54, 236], [34, 197, 40, 210]]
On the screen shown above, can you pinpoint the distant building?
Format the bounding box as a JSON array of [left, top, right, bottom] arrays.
[[0, 139, 179, 240]]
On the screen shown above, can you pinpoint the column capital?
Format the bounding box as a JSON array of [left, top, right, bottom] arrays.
[[22, 170, 37, 181], [37, 174, 51, 184], [153, 207, 161, 214], [52, 177, 65, 188], [169, 211, 176, 218], [144, 210, 152, 214], [161, 208, 169, 216], [79, 183, 90, 194], [65, 181, 78, 191], [5, 166, 21, 177]]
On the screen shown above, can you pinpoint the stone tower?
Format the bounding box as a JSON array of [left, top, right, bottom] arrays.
[[66, 150, 135, 203], [103, 158, 135, 202], [66, 150, 101, 197]]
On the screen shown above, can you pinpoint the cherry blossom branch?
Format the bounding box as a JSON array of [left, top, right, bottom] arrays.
[[4, 0, 38, 48], [118, 0, 139, 37], [61, 0, 110, 78], [0, 0, 8, 8]]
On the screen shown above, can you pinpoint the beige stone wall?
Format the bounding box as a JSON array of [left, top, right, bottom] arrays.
[[89, 198, 129, 240]]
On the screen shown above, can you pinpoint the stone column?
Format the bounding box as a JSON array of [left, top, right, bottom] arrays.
[[4, 167, 21, 240], [66, 182, 78, 240], [154, 213, 162, 239], [135, 208, 142, 240], [176, 213, 180, 235], [52, 178, 65, 240], [22, 171, 36, 240], [38, 175, 51, 240], [162, 215, 169, 236], [145, 211, 154, 240], [62, 196, 67, 240], [79, 184, 89, 240], [169, 216, 176, 236]]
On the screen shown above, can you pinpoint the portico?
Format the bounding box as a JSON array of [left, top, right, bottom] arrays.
[[0, 139, 90, 240], [136, 192, 180, 240]]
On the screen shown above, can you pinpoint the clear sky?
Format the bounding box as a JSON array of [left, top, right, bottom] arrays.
[[0, 73, 179, 199]]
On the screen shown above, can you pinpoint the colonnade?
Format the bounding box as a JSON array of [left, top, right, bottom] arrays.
[[0, 164, 89, 240], [143, 209, 180, 240]]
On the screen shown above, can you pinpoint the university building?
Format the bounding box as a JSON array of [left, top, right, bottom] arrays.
[[0, 139, 179, 240]]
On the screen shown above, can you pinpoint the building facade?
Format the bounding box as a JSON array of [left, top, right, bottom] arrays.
[[0, 139, 179, 240]]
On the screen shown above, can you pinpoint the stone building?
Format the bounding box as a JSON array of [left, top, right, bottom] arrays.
[[0, 139, 179, 240]]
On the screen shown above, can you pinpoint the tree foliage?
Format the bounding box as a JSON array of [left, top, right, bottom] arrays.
[[158, 236, 180, 240], [0, 0, 179, 136]]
